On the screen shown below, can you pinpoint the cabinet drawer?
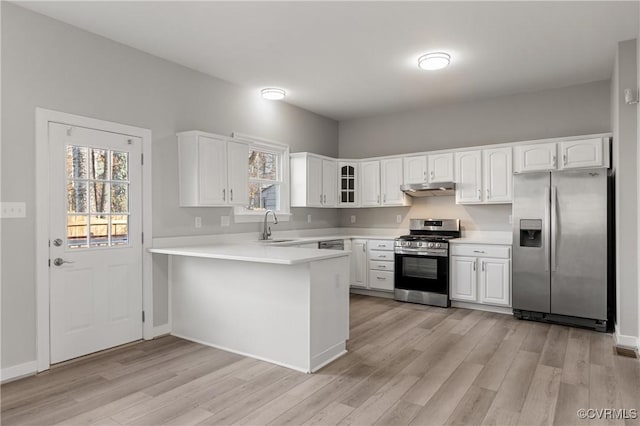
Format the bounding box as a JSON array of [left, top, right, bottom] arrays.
[[368, 240, 395, 251], [370, 260, 394, 272], [450, 244, 510, 259], [369, 270, 394, 291], [368, 250, 394, 261]]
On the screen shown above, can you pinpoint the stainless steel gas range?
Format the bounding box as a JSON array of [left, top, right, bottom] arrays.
[[394, 219, 461, 308]]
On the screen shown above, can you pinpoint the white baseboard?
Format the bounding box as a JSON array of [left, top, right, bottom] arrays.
[[614, 325, 640, 350], [350, 288, 394, 299], [1, 361, 38, 384], [451, 300, 513, 315], [152, 324, 171, 338]]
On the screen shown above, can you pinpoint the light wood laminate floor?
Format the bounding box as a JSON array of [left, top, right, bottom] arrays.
[[2, 295, 639, 426]]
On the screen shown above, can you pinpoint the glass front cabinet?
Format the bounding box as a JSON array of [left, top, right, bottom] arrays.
[[338, 162, 359, 207]]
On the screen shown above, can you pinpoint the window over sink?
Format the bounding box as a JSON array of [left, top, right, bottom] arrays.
[[233, 133, 291, 222]]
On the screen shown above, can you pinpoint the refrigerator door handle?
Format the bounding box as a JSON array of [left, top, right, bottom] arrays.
[[544, 186, 550, 272], [551, 185, 558, 272]]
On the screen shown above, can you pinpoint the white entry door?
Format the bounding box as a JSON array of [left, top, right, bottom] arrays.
[[49, 122, 143, 364]]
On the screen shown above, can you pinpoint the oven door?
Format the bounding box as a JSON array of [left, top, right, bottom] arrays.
[[394, 253, 449, 295]]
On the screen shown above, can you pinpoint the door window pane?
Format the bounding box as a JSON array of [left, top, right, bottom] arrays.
[[111, 183, 129, 213], [90, 148, 109, 180], [67, 215, 88, 248], [66, 146, 88, 179], [89, 215, 109, 247], [111, 151, 128, 181], [67, 181, 88, 213], [111, 215, 129, 246], [90, 182, 110, 214]]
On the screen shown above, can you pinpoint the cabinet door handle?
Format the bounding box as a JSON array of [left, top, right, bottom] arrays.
[[379, 255, 387, 258], [378, 265, 386, 268], [223, 189, 226, 201], [377, 244, 386, 248], [486, 189, 490, 199], [477, 189, 482, 200], [324, 194, 327, 203], [362, 244, 366, 252], [473, 261, 476, 271], [481, 261, 485, 271], [376, 276, 386, 280], [563, 154, 567, 166], [377, 195, 380, 204], [473, 250, 485, 253], [552, 155, 557, 168], [383, 194, 386, 203], [320, 194, 323, 204], [230, 189, 233, 201]]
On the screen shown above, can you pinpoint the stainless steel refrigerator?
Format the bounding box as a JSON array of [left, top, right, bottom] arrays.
[[512, 168, 613, 331]]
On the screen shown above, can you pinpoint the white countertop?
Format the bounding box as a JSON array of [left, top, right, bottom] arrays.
[[450, 231, 512, 245], [149, 243, 350, 265]]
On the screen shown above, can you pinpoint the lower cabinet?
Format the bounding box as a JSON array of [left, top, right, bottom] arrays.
[[349, 239, 395, 292], [450, 244, 511, 307]]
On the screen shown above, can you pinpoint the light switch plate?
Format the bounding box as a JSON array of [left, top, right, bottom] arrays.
[[350, 215, 356, 224], [1, 202, 26, 218], [194, 217, 202, 228], [221, 216, 230, 227], [307, 214, 312, 223], [396, 214, 402, 224]]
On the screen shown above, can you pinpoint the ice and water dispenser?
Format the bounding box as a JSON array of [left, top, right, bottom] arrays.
[[519, 219, 542, 247]]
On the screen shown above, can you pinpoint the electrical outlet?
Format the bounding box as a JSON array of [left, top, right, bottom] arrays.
[[396, 214, 402, 224], [1, 202, 26, 218], [194, 216, 202, 228], [307, 214, 312, 223], [221, 216, 230, 227], [350, 215, 356, 224]]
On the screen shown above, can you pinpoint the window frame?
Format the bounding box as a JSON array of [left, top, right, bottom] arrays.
[[232, 133, 291, 223]]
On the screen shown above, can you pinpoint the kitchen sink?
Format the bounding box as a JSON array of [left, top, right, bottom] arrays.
[[260, 239, 297, 244]]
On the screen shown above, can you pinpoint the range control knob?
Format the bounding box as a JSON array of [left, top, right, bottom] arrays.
[[427, 242, 434, 248], [435, 243, 442, 249]]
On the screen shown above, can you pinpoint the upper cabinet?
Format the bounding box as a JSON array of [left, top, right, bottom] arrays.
[[513, 143, 557, 173], [427, 153, 455, 183], [405, 153, 454, 184], [403, 155, 427, 184], [456, 147, 512, 205], [338, 162, 359, 207], [483, 147, 512, 203], [178, 131, 249, 207], [558, 138, 608, 170], [514, 138, 609, 173], [381, 158, 409, 206], [455, 150, 483, 204], [290, 153, 337, 208], [360, 160, 381, 207]]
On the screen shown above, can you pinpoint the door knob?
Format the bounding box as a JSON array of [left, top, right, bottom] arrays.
[[52, 238, 63, 247], [53, 258, 74, 266]]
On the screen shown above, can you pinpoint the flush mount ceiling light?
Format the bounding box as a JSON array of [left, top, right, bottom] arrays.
[[261, 88, 286, 100], [418, 52, 451, 71]]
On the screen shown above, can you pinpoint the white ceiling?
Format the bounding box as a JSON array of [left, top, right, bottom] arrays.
[[16, 1, 639, 121]]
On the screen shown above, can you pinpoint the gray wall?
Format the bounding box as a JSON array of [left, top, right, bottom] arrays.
[[1, 3, 339, 369], [611, 39, 639, 342], [339, 80, 611, 159]]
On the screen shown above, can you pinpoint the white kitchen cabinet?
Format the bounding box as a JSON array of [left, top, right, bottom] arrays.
[[479, 258, 510, 306], [483, 147, 512, 203], [350, 239, 368, 288], [450, 244, 511, 307], [226, 141, 250, 206], [360, 160, 381, 207], [369, 270, 394, 291], [558, 138, 608, 170], [451, 256, 477, 302], [290, 153, 337, 208], [364, 239, 395, 292], [455, 150, 483, 204], [403, 155, 428, 184], [381, 158, 410, 206], [427, 153, 454, 183], [322, 159, 338, 207], [178, 131, 249, 207], [338, 162, 359, 207], [513, 143, 557, 173]]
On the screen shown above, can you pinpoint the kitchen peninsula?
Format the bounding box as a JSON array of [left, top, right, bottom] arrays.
[[149, 244, 350, 373]]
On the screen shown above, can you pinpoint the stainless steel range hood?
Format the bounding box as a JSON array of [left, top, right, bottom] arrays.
[[400, 182, 456, 197]]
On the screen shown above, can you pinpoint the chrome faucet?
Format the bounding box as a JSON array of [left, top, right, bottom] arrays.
[[262, 210, 279, 240]]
